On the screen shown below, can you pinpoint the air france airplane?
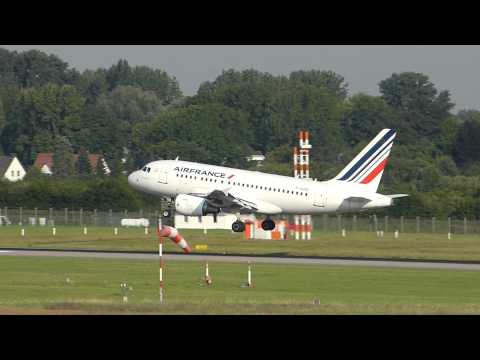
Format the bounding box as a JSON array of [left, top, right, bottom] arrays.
[[128, 129, 407, 232]]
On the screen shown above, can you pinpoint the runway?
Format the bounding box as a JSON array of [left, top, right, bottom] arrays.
[[2, 248, 480, 271]]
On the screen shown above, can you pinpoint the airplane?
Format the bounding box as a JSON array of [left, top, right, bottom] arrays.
[[128, 129, 408, 232]]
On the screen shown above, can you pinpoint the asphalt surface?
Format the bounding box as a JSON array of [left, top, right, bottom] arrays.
[[2, 248, 480, 271]]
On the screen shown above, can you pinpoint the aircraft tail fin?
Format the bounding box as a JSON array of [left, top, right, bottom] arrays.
[[333, 129, 396, 193]]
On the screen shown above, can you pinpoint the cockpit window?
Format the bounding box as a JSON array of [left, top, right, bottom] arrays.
[[142, 167, 147, 172]]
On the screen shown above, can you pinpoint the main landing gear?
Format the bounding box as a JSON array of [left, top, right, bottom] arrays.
[[261, 218, 275, 231], [232, 220, 245, 233], [231, 217, 276, 233]]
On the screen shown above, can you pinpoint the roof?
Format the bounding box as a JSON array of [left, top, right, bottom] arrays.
[[34, 153, 107, 173], [0, 156, 13, 175]]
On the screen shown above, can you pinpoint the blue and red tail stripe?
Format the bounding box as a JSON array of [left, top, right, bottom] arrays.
[[335, 129, 396, 184]]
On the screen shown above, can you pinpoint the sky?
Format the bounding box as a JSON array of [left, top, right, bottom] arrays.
[[1, 45, 480, 111]]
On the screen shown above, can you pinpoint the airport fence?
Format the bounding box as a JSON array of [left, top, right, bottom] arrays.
[[310, 214, 480, 235], [0, 207, 478, 235], [0, 207, 165, 228]]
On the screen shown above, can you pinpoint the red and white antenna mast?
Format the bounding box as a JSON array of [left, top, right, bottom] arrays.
[[293, 131, 312, 240]]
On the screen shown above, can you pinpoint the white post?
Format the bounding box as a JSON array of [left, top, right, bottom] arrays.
[[448, 232, 451, 240], [159, 241, 164, 304], [145, 227, 149, 235], [247, 262, 252, 287], [301, 216, 306, 240], [53, 227, 56, 236], [295, 215, 300, 240], [306, 215, 312, 240], [21, 228, 25, 237], [342, 229, 346, 237], [114, 227, 118, 235], [83, 227, 87, 235], [380, 230, 384, 238], [206, 262, 209, 278], [394, 230, 399, 239]]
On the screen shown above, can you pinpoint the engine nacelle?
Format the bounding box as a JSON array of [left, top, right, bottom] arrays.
[[175, 194, 220, 216]]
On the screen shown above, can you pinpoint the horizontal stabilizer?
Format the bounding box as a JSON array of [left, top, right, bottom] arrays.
[[385, 194, 409, 199], [344, 196, 372, 203]]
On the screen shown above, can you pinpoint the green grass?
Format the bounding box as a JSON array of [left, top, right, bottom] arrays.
[[0, 225, 480, 262], [2, 255, 480, 314]]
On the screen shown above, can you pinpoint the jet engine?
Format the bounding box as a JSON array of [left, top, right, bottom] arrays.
[[175, 194, 220, 216]]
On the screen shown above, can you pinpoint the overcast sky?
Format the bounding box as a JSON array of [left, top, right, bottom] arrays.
[[2, 45, 480, 111]]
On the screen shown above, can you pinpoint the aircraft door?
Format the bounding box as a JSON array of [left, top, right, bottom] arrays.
[[157, 167, 168, 184], [313, 191, 326, 207]]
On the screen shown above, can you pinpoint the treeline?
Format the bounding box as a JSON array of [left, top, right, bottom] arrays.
[[0, 177, 149, 211], [0, 48, 479, 216]]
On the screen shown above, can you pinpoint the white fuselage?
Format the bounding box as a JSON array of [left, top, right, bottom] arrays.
[[128, 160, 393, 215]]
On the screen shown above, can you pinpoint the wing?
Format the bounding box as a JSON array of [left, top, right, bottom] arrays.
[[188, 189, 258, 213]]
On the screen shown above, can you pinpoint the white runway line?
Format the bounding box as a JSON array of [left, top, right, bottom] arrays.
[[0, 250, 12, 253]]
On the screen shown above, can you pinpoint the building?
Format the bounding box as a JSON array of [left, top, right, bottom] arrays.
[[0, 155, 26, 182], [174, 213, 238, 230], [33, 153, 111, 175], [246, 154, 266, 167]]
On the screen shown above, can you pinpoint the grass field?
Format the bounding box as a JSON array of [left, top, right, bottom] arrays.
[[2, 255, 480, 314], [0, 225, 480, 261]]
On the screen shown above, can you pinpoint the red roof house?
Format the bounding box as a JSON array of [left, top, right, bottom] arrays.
[[33, 153, 111, 175]]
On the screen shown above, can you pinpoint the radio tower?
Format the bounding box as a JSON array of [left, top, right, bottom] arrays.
[[292, 131, 312, 240]]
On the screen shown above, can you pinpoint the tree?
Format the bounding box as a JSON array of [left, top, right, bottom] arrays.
[[77, 69, 109, 105], [108, 156, 124, 177], [0, 84, 85, 165], [289, 70, 349, 100], [12, 49, 76, 88], [105, 59, 133, 91], [341, 93, 397, 146], [130, 66, 182, 103], [52, 136, 75, 177], [379, 72, 454, 139], [132, 103, 253, 168], [454, 116, 480, 166], [77, 147, 92, 177], [24, 166, 45, 181]]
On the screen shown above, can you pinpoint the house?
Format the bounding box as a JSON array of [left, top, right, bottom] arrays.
[[174, 213, 239, 230], [0, 155, 27, 182], [246, 154, 266, 167], [33, 153, 111, 175]]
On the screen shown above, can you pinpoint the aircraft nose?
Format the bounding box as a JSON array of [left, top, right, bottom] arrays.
[[128, 171, 140, 188]]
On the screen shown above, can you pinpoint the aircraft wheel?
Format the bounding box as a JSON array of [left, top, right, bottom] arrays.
[[261, 218, 275, 231], [232, 220, 245, 233], [162, 210, 171, 218]]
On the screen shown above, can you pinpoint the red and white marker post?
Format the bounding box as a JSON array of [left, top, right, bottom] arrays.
[[158, 218, 165, 304]]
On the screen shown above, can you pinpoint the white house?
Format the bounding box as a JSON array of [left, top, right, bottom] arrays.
[[174, 213, 239, 230], [0, 156, 27, 182]]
